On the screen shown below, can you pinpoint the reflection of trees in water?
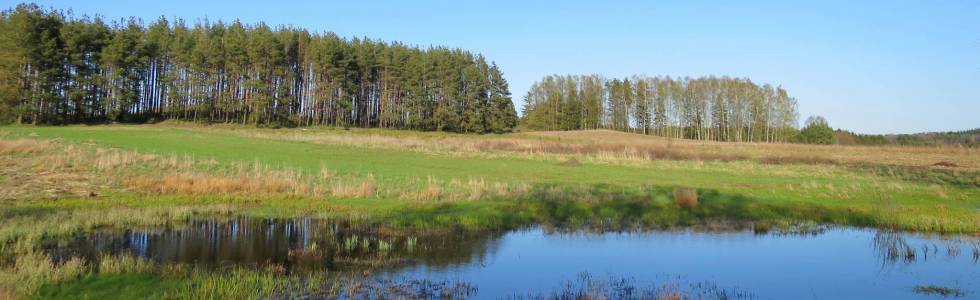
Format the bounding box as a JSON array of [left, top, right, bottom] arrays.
[[46, 221, 980, 275], [44, 217, 506, 272], [873, 231, 980, 266]]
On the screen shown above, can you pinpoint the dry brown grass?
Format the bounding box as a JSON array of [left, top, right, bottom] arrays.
[[126, 173, 306, 195], [0, 135, 540, 202], [0, 139, 49, 155], [558, 157, 582, 166], [932, 161, 959, 168], [416, 185, 445, 201], [331, 176, 376, 198], [674, 187, 699, 209], [530, 130, 980, 170], [94, 148, 159, 170], [0, 137, 319, 200], [760, 155, 839, 165], [400, 177, 531, 202], [0, 143, 103, 200]]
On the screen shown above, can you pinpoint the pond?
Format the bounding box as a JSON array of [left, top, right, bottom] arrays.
[[43, 218, 979, 299]]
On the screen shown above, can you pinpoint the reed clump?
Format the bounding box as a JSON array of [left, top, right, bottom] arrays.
[[416, 184, 445, 201], [331, 176, 377, 198], [98, 254, 156, 274]]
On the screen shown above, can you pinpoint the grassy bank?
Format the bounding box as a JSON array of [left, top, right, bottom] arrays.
[[1, 124, 978, 298]]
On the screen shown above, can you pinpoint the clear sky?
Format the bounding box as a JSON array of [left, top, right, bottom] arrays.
[[6, 0, 978, 134]]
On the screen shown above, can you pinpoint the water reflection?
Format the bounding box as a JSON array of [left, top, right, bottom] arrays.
[[43, 217, 504, 272], [42, 218, 979, 298]]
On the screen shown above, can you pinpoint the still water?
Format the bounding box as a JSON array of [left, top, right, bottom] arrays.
[[44, 218, 979, 299]]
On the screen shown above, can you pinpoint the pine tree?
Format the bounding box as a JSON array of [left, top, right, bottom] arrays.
[[0, 4, 519, 132], [486, 63, 516, 132]]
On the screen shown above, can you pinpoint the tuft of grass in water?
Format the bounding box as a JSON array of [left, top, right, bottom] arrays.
[[171, 267, 316, 299], [98, 255, 155, 275], [913, 285, 968, 298], [405, 236, 418, 252]]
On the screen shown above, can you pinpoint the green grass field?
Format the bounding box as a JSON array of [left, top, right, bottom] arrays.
[[1, 124, 978, 298]]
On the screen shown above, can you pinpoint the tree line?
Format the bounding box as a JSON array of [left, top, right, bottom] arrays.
[[0, 4, 518, 132], [520, 74, 800, 143], [835, 128, 980, 147]]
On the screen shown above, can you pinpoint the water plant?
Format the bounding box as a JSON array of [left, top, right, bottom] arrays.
[[406, 236, 418, 252], [343, 234, 360, 252], [913, 285, 968, 298], [377, 240, 392, 255]]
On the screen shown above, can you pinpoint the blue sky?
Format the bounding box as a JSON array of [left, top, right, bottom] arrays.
[[6, 0, 978, 134]]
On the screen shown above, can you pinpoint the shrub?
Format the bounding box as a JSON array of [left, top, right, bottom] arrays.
[[674, 188, 698, 209]]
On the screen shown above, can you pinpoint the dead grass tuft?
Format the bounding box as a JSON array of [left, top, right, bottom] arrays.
[[931, 161, 959, 168], [126, 173, 303, 195], [94, 148, 158, 170], [759, 155, 838, 165], [331, 176, 376, 198], [674, 187, 699, 209], [411, 177, 446, 201], [558, 157, 582, 166], [0, 139, 49, 155], [417, 185, 445, 201]]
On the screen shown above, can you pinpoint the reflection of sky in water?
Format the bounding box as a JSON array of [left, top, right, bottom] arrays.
[[384, 228, 978, 299], [48, 218, 978, 299]]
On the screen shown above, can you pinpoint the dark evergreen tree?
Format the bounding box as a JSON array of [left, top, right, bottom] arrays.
[[0, 4, 517, 133], [800, 115, 835, 144]]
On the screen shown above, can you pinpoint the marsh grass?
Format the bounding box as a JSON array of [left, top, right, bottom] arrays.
[[913, 285, 968, 298], [98, 254, 155, 274], [0, 251, 86, 298], [174, 267, 331, 299]]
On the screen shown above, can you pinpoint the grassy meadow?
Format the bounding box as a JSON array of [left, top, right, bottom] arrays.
[[1, 123, 978, 298]]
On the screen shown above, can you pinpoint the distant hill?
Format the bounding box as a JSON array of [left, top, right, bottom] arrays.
[[835, 128, 980, 147]]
